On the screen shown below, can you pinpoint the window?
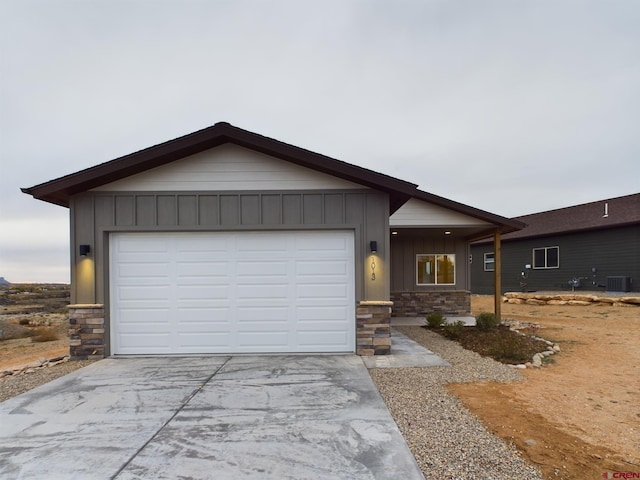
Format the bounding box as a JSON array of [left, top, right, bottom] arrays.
[[533, 246, 559, 269], [484, 253, 495, 272], [417, 254, 455, 285]]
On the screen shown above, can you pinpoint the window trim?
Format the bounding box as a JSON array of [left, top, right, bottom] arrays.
[[416, 253, 456, 286], [532, 246, 560, 269], [484, 252, 495, 272]]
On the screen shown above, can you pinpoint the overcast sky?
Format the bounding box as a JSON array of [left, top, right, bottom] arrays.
[[1, 0, 638, 283]]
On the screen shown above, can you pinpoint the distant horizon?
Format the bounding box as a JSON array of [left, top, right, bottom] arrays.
[[0, 278, 69, 286]]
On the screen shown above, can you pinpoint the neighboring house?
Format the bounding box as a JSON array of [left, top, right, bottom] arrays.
[[471, 193, 640, 294], [23, 122, 522, 359]]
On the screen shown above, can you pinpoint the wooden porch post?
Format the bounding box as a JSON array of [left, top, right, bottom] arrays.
[[494, 230, 502, 321]]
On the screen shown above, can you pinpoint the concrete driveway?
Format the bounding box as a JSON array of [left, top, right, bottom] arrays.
[[0, 355, 424, 479]]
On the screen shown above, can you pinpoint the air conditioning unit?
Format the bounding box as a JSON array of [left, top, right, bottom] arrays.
[[606, 276, 632, 293]]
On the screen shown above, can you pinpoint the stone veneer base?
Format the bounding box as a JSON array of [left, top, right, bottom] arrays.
[[68, 304, 105, 360], [390, 291, 471, 317]]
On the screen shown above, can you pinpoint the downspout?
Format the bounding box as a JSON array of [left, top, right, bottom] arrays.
[[494, 229, 502, 322]]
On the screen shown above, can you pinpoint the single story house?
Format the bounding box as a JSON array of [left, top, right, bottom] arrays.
[[23, 122, 523, 358], [471, 193, 640, 294]]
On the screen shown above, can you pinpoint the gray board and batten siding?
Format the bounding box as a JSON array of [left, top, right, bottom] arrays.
[[471, 224, 640, 294], [71, 189, 390, 305], [390, 232, 470, 292]]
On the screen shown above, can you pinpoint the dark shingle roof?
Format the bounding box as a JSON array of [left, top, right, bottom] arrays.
[[498, 193, 640, 242]]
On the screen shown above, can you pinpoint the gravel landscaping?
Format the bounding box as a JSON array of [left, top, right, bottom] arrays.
[[370, 326, 543, 480], [0, 360, 94, 403], [1, 327, 543, 479]]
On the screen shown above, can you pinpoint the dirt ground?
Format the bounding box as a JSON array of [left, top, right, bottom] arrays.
[[0, 313, 69, 371], [448, 295, 640, 479]]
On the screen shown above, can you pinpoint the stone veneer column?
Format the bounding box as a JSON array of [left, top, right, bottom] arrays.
[[68, 304, 105, 360], [356, 301, 393, 356]]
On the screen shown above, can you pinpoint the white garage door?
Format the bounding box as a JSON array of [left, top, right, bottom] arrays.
[[109, 231, 355, 354]]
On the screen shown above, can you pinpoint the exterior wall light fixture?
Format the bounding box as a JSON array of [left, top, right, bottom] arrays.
[[369, 241, 377, 253], [79, 244, 91, 257]]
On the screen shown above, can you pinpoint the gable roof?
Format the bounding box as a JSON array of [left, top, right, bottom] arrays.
[[21, 122, 418, 211], [21, 121, 523, 232], [477, 193, 640, 243], [411, 189, 526, 232]]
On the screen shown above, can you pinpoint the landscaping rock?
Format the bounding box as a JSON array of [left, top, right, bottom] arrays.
[[502, 292, 640, 308]]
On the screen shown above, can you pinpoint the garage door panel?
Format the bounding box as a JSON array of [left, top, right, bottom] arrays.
[[178, 325, 231, 335], [236, 235, 288, 253], [118, 308, 170, 324], [236, 260, 288, 276], [176, 260, 230, 274], [118, 333, 170, 348], [296, 260, 348, 276], [295, 234, 348, 251], [118, 262, 170, 278], [297, 331, 349, 347], [176, 308, 231, 322], [110, 231, 354, 354], [117, 285, 171, 300], [177, 285, 229, 300], [236, 306, 289, 322], [237, 331, 289, 348], [236, 284, 289, 299], [295, 306, 349, 321], [116, 237, 169, 253], [177, 236, 228, 251], [297, 284, 348, 298], [177, 333, 231, 349]]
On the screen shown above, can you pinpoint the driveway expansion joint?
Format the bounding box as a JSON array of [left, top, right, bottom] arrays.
[[110, 356, 232, 480]]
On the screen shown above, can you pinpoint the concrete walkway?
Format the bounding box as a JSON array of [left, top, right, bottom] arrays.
[[361, 329, 450, 369], [0, 356, 424, 480]]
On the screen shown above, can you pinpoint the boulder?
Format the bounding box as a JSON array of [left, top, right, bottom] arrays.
[[620, 297, 640, 305], [525, 299, 547, 306], [597, 297, 617, 304], [546, 300, 568, 306]]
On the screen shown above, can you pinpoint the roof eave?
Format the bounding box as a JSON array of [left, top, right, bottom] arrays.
[[21, 122, 419, 209], [411, 189, 526, 232]]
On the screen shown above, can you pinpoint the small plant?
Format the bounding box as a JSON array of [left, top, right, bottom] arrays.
[[442, 320, 465, 339], [488, 334, 530, 363], [30, 327, 60, 343], [475, 312, 499, 331], [426, 312, 446, 328]]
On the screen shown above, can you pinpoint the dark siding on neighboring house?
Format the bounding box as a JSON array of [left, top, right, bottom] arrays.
[[471, 224, 640, 294]]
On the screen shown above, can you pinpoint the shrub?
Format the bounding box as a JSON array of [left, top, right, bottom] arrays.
[[0, 320, 34, 340], [30, 327, 60, 343], [442, 320, 465, 339], [426, 312, 446, 328], [475, 312, 499, 331], [488, 334, 530, 363]]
